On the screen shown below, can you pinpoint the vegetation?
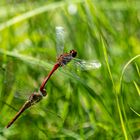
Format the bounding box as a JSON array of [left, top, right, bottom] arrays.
[[0, 0, 140, 139]]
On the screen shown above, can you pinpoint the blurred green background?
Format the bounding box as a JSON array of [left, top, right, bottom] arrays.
[[0, 0, 140, 139]]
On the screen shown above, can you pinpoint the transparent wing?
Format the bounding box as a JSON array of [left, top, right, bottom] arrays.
[[0, 65, 35, 100], [55, 27, 101, 71], [73, 58, 101, 71], [55, 26, 65, 57]]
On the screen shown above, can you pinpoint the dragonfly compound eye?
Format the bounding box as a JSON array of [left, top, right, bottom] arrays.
[[70, 50, 77, 57]]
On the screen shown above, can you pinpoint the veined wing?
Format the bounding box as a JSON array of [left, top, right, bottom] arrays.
[[73, 58, 101, 71], [55, 26, 101, 71], [55, 26, 65, 57]]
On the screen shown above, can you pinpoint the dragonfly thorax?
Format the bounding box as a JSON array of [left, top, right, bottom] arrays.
[[57, 50, 77, 66]]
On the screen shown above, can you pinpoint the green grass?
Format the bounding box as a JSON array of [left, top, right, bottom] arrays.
[[0, 0, 140, 139]]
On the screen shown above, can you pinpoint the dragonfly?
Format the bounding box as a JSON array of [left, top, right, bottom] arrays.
[[5, 26, 101, 128]]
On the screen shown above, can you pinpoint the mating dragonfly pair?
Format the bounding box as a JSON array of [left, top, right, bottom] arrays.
[[6, 27, 101, 128]]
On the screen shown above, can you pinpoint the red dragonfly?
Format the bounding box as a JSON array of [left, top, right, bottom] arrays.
[[6, 50, 77, 128], [5, 26, 101, 128]]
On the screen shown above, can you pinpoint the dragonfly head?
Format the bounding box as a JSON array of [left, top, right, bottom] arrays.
[[70, 50, 77, 58]]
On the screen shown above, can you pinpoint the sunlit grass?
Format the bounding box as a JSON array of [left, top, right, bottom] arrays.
[[0, 0, 140, 139]]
